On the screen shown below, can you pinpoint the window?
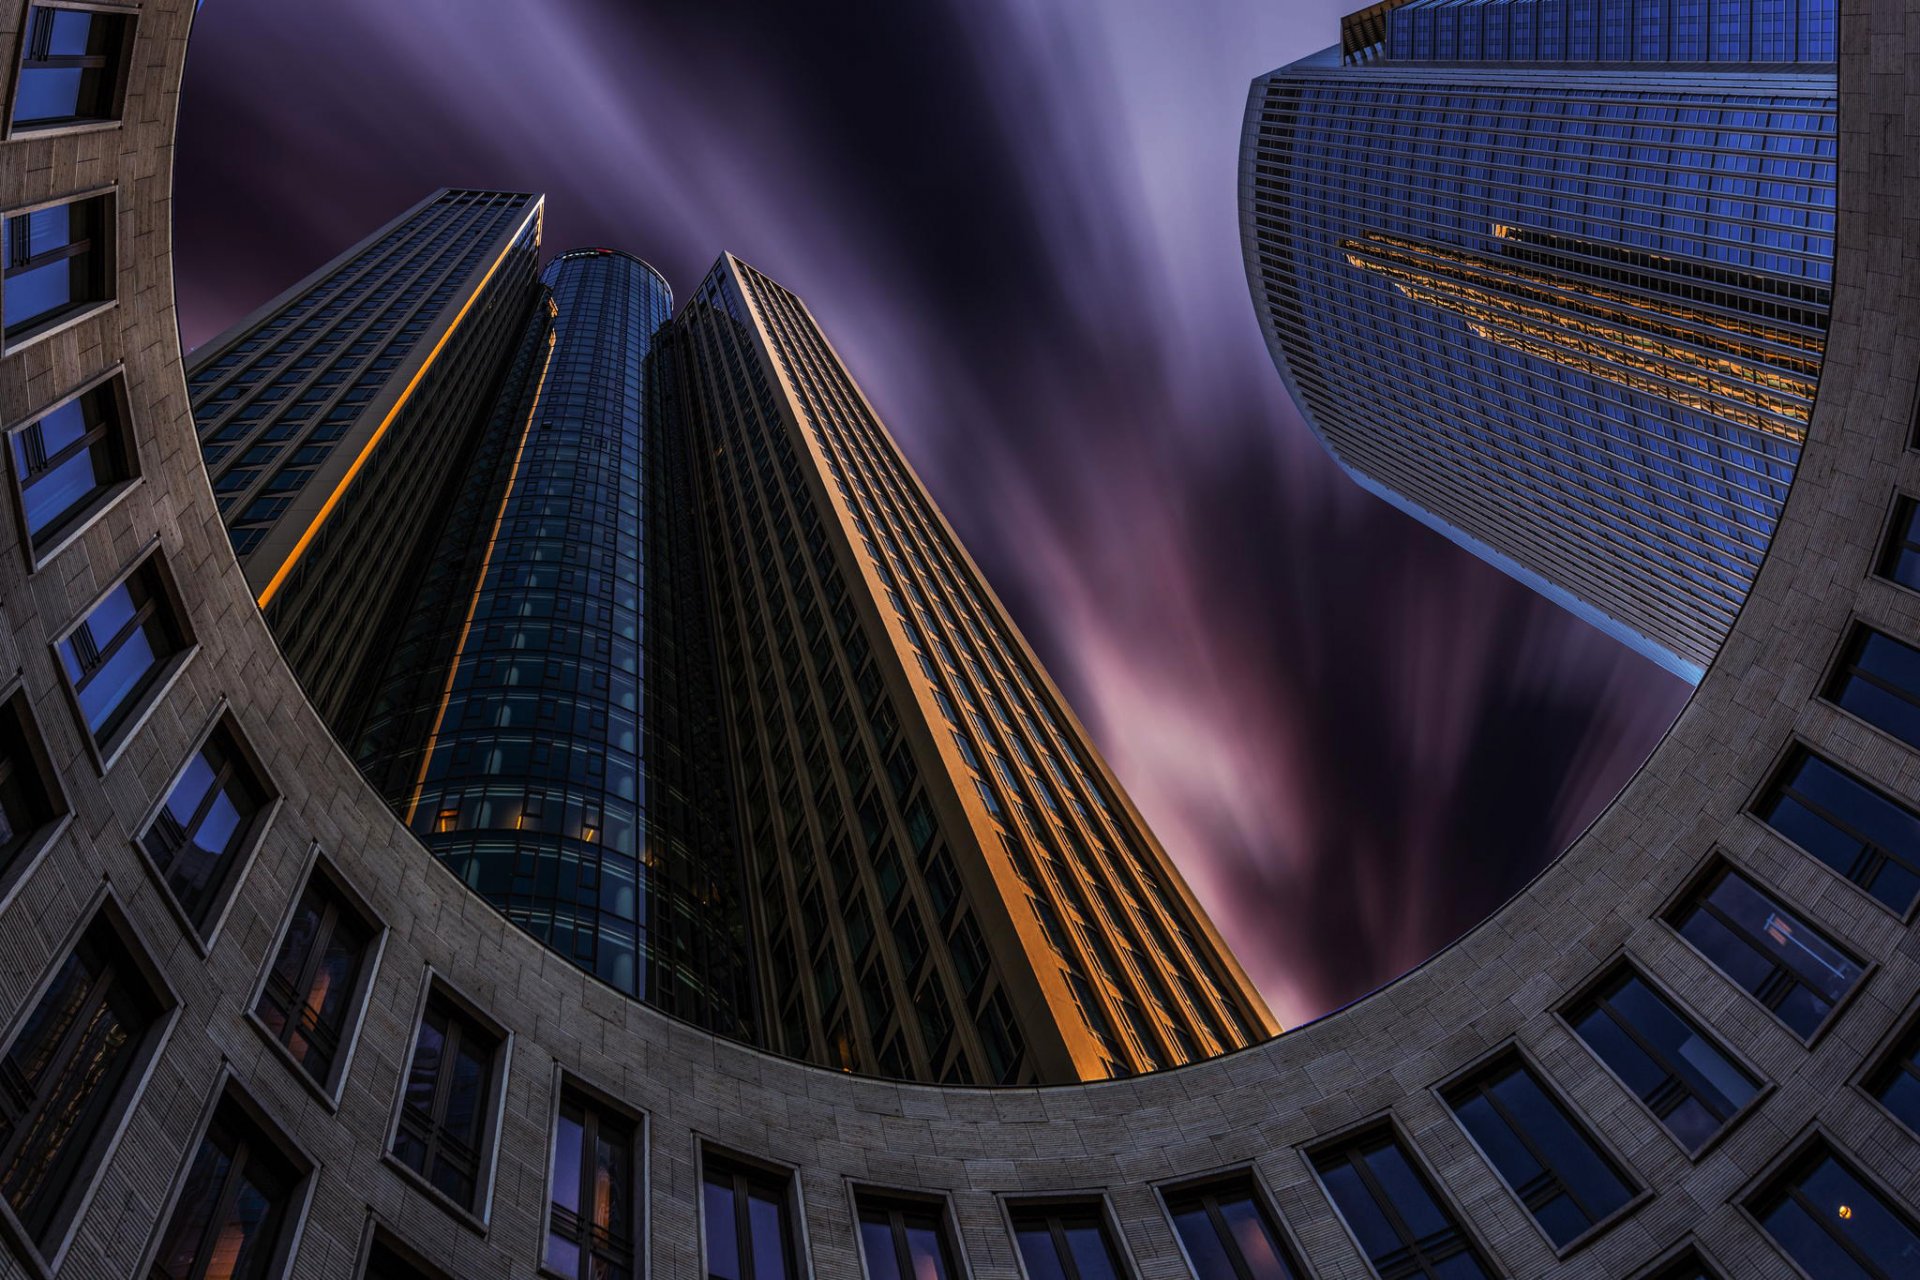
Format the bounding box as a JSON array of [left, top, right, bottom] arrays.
[[1163, 1176, 1304, 1279], [253, 867, 378, 1091], [141, 719, 272, 936], [56, 554, 190, 752], [0, 689, 61, 881], [7, 372, 134, 555], [149, 1092, 305, 1280], [1011, 1202, 1128, 1280], [360, 1230, 451, 1280], [856, 1193, 958, 1280], [0, 903, 171, 1251], [1666, 863, 1862, 1040], [546, 1088, 639, 1280], [1310, 1128, 1492, 1280], [1754, 748, 1920, 914], [1862, 1011, 1920, 1134], [1749, 1141, 1920, 1278], [2, 193, 112, 345], [1876, 495, 1920, 591], [701, 1153, 796, 1280], [1441, 1054, 1636, 1249], [1564, 969, 1760, 1154], [391, 989, 505, 1215], [9, 5, 132, 131], [1825, 624, 1920, 749]]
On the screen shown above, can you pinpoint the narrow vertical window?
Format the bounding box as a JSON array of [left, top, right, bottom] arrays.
[[1564, 968, 1760, 1154], [0, 906, 171, 1251], [1666, 863, 1862, 1040], [7, 372, 134, 555], [2, 193, 112, 344], [1164, 1176, 1304, 1279], [1862, 1011, 1920, 1134], [1824, 623, 1920, 749], [1441, 1054, 1637, 1249], [1310, 1128, 1493, 1279], [1010, 1202, 1129, 1280], [391, 991, 503, 1215], [1753, 748, 1920, 914], [855, 1193, 958, 1280], [253, 868, 377, 1090], [9, 5, 133, 130], [0, 690, 61, 879], [149, 1093, 305, 1280], [1749, 1141, 1920, 1278], [141, 720, 272, 935], [1876, 495, 1920, 591], [546, 1089, 638, 1280], [56, 555, 189, 751], [701, 1153, 796, 1280]]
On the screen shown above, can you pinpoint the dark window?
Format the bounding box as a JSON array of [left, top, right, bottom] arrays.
[[1164, 1176, 1304, 1279], [1637, 1252, 1717, 1280], [1876, 495, 1920, 591], [1667, 863, 1862, 1040], [1754, 748, 1920, 913], [1565, 969, 1759, 1154], [701, 1154, 795, 1280], [2, 193, 111, 343], [0, 691, 60, 878], [391, 991, 502, 1214], [57, 556, 188, 749], [149, 1094, 303, 1280], [1863, 1011, 1920, 1134], [1011, 1202, 1128, 1280], [1750, 1142, 1920, 1279], [141, 721, 271, 934], [856, 1194, 957, 1280], [1442, 1055, 1635, 1249], [1826, 624, 1920, 749], [8, 374, 133, 552], [10, 5, 131, 130], [361, 1231, 451, 1280], [0, 907, 169, 1248], [546, 1089, 638, 1280], [253, 870, 376, 1088], [1311, 1128, 1491, 1280]]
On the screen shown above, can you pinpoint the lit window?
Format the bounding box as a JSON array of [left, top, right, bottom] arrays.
[[546, 1089, 638, 1280], [1750, 1141, 1920, 1279]]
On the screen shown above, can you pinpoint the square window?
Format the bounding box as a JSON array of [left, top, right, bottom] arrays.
[[1, 192, 113, 347], [6, 371, 135, 559], [8, 5, 134, 132]]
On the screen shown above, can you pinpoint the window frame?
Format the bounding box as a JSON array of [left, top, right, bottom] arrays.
[[1748, 738, 1920, 920], [382, 970, 513, 1233], [0, 184, 116, 354], [1737, 1127, 1920, 1280], [697, 1145, 811, 1280], [1003, 1193, 1136, 1280], [0, 677, 71, 917], [1, 1, 138, 139], [1852, 994, 1920, 1138], [848, 1184, 967, 1280], [1153, 1168, 1309, 1280], [1871, 490, 1920, 593], [2, 364, 140, 570], [244, 846, 387, 1107], [1819, 617, 1920, 752], [1303, 1117, 1500, 1280], [132, 702, 281, 953], [540, 1070, 646, 1280], [355, 1220, 455, 1280]]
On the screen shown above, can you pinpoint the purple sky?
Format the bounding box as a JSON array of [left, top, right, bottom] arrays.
[[175, 0, 1690, 1028]]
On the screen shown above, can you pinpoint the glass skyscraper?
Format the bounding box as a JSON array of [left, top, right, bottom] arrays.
[[1241, 0, 1839, 679]]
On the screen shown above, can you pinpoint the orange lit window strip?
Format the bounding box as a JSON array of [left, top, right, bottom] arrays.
[[255, 200, 544, 610]]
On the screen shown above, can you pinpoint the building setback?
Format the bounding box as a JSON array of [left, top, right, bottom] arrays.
[[1240, 0, 1839, 680]]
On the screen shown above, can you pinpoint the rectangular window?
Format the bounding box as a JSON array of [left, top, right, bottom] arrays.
[[7, 371, 134, 556], [546, 1087, 639, 1280], [0, 688, 62, 881], [1310, 1127, 1492, 1279], [1862, 1011, 1920, 1135], [1754, 748, 1920, 914], [701, 1152, 796, 1280], [391, 989, 504, 1215], [1163, 1175, 1304, 1279], [1878, 494, 1920, 591], [1441, 1054, 1636, 1249], [856, 1192, 958, 1280], [56, 554, 190, 752], [141, 718, 272, 936], [1564, 968, 1760, 1154], [1824, 623, 1920, 749], [1011, 1201, 1128, 1280], [1666, 862, 1863, 1040], [0, 903, 171, 1251], [2, 192, 112, 345], [253, 867, 377, 1091], [361, 1230, 451, 1280], [149, 1091, 306, 1280], [9, 5, 133, 131], [1749, 1141, 1920, 1279]]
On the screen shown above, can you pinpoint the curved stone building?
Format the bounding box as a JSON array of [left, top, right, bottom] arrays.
[[0, 0, 1913, 1276]]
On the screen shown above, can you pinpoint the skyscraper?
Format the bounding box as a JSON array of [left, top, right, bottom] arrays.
[[188, 188, 543, 723], [1240, 0, 1838, 679]]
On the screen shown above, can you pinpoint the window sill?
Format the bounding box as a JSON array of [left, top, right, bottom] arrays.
[[1, 299, 118, 358], [0, 811, 73, 920], [2, 118, 123, 144], [87, 643, 200, 777], [242, 1009, 344, 1113], [1549, 1186, 1656, 1260], [20, 477, 145, 576], [381, 1153, 491, 1238]]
